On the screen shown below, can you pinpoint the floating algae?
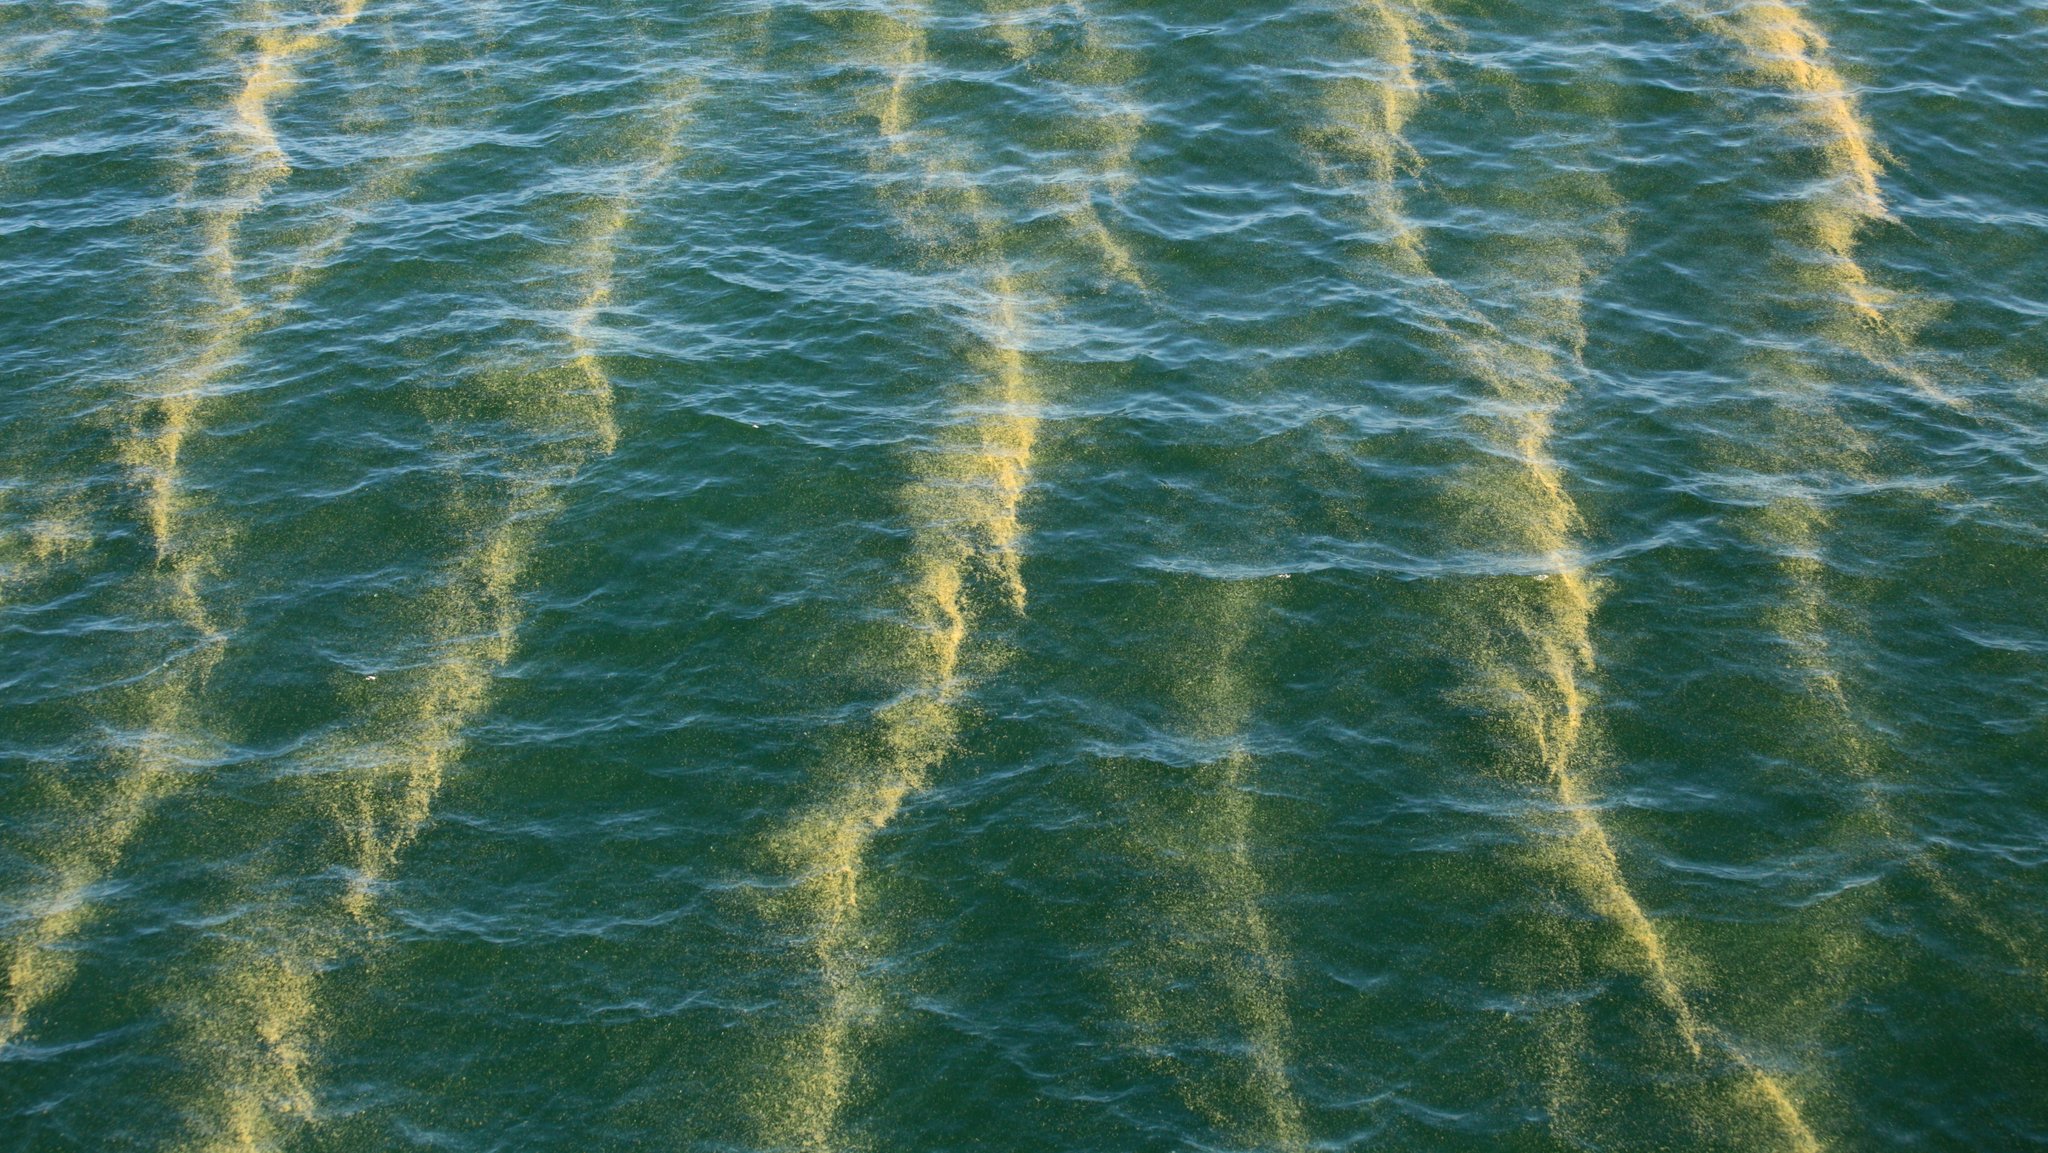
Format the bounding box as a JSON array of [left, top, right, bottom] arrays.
[[750, 4, 1062, 1146], [1679, 0, 1952, 406], [0, 0, 383, 1053], [754, 286, 1037, 1145], [1309, 2, 1823, 1146], [0, 491, 90, 611], [1104, 575, 1307, 1151], [314, 73, 695, 907], [1673, 4, 1924, 781], [0, 0, 2041, 1146], [980, 0, 1147, 291], [165, 65, 699, 1153], [134, 0, 370, 557], [0, 0, 110, 100], [1677, 0, 2042, 989]]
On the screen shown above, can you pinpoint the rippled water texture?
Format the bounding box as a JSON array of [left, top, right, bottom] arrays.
[[2, 0, 2044, 1149]]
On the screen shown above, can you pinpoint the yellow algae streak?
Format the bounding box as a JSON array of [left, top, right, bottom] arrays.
[[1692, 0, 2041, 981], [174, 948, 323, 1153], [137, 0, 369, 558], [0, 490, 17, 609], [1463, 309, 1824, 1153], [0, 1, 375, 1055], [0, 1, 110, 100], [1447, 277, 1821, 1150], [171, 74, 698, 1153], [756, 273, 1038, 1150], [1109, 577, 1306, 1151], [168, 444, 580, 1153], [756, 288, 1035, 1146], [1315, 3, 1822, 1146], [981, 0, 1146, 289], [22, 499, 92, 569], [1742, 437, 2044, 989], [0, 514, 222, 1057], [755, 548, 970, 1149], [1686, 0, 1951, 404], [753, 5, 1048, 1147], [1687, 0, 1973, 846], [0, 492, 90, 610], [319, 76, 696, 900], [0, 723, 213, 1049], [1310, 0, 1432, 276]]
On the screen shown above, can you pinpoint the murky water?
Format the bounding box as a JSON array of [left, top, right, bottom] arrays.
[[2, 1, 2044, 1149]]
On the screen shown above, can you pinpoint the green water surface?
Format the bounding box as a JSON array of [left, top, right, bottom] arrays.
[[2, 0, 2045, 1149]]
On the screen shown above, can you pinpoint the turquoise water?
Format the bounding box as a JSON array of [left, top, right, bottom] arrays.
[[2, 0, 2044, 1149]]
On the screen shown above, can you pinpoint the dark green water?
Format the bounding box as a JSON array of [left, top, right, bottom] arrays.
[[3, 0, 2045, 1149]]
